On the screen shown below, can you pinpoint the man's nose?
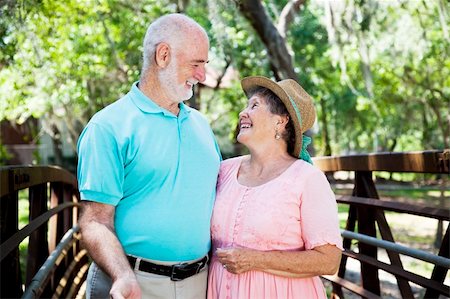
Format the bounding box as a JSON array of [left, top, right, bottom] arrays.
[[194, 65, 206, 82]]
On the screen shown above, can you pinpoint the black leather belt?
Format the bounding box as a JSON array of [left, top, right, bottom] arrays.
[[127, 255, 208, 281]]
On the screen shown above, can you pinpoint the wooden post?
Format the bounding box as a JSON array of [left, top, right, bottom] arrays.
[[424, 225, 450, 298], [331, 205, 357, 299], [374, 209, 414, 298], [49, 182, 64, 252], [0, 170, 23, 298], [62, 185, 73, 234], [26, 183, 49, 285], [353, 171, 380, 296]]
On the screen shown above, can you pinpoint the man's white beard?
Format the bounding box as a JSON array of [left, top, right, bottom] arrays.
[[158, 57, 194, 103]]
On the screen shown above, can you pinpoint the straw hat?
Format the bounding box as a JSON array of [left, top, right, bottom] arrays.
[[241, 76, 316, 158]]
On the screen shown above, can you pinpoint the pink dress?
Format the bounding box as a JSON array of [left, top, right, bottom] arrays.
[[207, 156, 343, 299]]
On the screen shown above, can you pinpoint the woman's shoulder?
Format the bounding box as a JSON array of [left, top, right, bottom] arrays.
[[289, 159, 329, 183], [220, 155, 245, 171], [217, 155, 245, 182]]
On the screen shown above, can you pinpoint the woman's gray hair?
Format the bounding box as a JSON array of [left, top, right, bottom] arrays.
[[141, 13, 208, 73]]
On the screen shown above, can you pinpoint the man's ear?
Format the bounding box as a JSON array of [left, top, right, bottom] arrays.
[[155, 42, 171, 68]]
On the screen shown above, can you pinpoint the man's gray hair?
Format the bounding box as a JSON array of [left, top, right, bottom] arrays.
[[141, 13, 207, 73]]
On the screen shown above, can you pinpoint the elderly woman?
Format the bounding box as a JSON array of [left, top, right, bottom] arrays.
[[207, 76, 343, 299]]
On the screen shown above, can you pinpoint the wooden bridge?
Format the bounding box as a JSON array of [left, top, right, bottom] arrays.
[[1, 150, 449, 298], [314, 150, 449, 298]]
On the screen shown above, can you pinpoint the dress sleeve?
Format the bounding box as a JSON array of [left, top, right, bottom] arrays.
[[299, 169, 343, 250], [77, 122, 124, 205], [217, 157, 240, 188]]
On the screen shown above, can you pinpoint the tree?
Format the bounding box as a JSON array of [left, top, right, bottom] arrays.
[[323, 0, 448, 151], [1, 0, 447, 162], [0, 1, 173, 157], [235, 0, 300, 80]]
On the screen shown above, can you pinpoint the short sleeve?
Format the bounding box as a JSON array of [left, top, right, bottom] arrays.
[[299, 170, 343, 250], [77, 122, 124, 205], [217, 157, 240, 188]]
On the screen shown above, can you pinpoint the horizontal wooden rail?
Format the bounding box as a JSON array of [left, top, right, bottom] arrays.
[[322, 275, 381, 299], [0, 165, 77, 197], [324, 228, 450, 298], [337, 196, 450, 221], [321, 275, 381, 299], [313, 150, 449, 173], [342, 250, 450, 296], [0, 202, 78, 261]]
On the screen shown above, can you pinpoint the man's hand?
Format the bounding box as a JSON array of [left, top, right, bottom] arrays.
[[109, 274, 142, 299]]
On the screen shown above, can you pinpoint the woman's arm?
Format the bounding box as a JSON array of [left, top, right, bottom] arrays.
[[216, 244, 341, 278]]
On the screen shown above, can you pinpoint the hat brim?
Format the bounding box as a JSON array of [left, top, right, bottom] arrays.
[[241, 76, 303, 158]]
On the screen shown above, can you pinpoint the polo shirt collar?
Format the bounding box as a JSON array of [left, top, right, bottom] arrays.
[[129, 81, 191, 119]]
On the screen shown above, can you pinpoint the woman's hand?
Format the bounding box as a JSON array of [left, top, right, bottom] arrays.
[[216, 247, 257, 274]]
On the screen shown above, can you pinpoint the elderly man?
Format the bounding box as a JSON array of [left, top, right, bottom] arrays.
[[77, 13, 221, 299]]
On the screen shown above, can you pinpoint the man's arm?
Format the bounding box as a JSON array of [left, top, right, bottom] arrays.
[[79, 201, 141, 299]]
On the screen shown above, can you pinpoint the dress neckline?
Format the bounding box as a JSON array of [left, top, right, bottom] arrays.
[[234, 156, 302, 188]]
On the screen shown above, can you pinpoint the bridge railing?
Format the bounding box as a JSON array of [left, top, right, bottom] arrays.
[[313, 150, 450, 298], [1, 150, 448, 298], [0, 165, 88, 298]]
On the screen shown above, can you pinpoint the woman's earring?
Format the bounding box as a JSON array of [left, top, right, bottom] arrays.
[[275, 129, 281, 140]]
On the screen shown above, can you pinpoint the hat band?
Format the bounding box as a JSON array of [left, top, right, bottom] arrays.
[[288, 96, 303, 129], [288, 96, 313, 164]]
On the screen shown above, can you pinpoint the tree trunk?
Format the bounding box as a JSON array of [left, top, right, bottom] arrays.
[[176, 0, 190, 12], [277, 0, 306, 38], [236, 0, 298, 80], [319, 96, 332, 156], [427, 100, 449, 148], [50, 124, 63, 166]]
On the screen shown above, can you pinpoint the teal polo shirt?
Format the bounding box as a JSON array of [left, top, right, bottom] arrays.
[[77, 82, 221, 261]]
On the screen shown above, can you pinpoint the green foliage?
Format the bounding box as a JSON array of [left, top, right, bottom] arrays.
[[0, 0, 447, 159], [318, 0, 449, 153], [0, 0, 177, 150], [201, 81, 248, 158], [195, 0, 274, 156]]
